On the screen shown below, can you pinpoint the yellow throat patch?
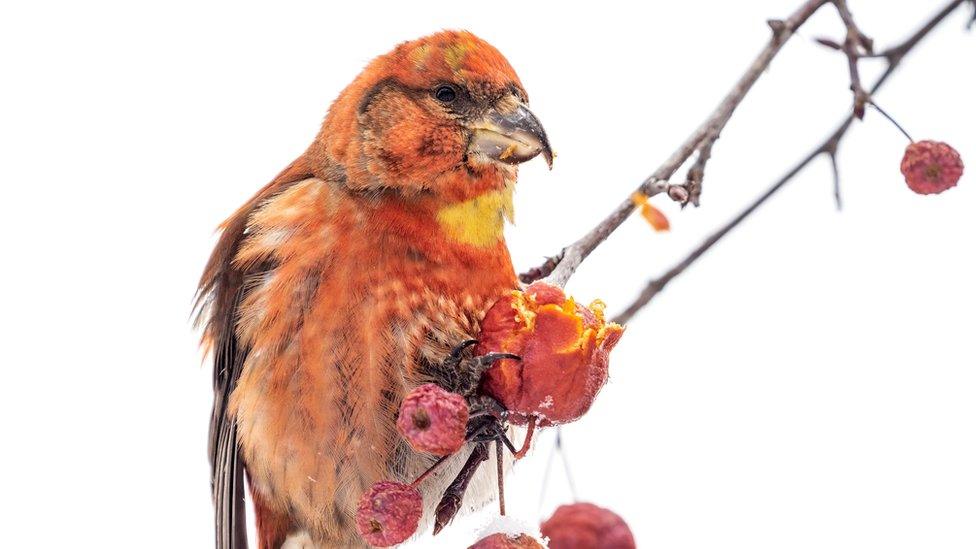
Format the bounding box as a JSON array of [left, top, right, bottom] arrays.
[[436, 185, 514, 247]]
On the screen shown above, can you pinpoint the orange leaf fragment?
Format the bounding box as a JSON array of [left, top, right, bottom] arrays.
[[631, 192, 670, 232]]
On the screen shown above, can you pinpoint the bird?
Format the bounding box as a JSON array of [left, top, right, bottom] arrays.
[[196, 30, 552, 548]]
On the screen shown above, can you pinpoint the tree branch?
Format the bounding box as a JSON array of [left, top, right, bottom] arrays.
[[832, 0, 874, 118], [826, 139, 842, 211], [684, 133, 715, 207], [521, 0, 832, 287], [612, 0, 967, 325]]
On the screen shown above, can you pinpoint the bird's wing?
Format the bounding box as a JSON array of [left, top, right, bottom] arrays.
[[195, 157, 313, 549], [208, 283, 248, 549]]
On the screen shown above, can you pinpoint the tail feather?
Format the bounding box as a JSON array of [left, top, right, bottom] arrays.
[[213, 421, 248, 548]]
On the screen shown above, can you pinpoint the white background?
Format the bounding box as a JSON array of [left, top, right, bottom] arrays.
[[2, 1, 973, 547]]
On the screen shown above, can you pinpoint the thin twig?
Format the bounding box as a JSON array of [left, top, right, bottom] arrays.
[[684, 134, 716, 207], [524, 0, 832, 287], [537, 430, 558, 514], [612, 0, 967, 325], [536, 428, 578, 515], [518, 254, 563, 285], [555, 429, 579, 501], [832, 0, 874, 118], [828, 145, 842, 211], [557, 430, 578, 501]]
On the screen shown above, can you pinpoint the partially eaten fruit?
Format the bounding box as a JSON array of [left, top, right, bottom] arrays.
[[477, 282, 625, 426], [396, 383, 468, 456], [355, 481, 423, 547], [541, 502, 636, 549]]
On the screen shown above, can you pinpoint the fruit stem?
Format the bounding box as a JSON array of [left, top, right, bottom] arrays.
[[496, 440, 506, 516], [869, 100, 914, 143], [411, 455, 450, 487], [514, 416, 537, 460], [412, 416, 499, 488]]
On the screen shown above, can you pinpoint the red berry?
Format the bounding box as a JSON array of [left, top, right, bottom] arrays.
[[541, 502, 636, 549], [397, 384, 468, 456], [900, 140, 964, 195], [468, 533, 546, 548], [477, 282, 625, 426], [355, 481, 423, 547]]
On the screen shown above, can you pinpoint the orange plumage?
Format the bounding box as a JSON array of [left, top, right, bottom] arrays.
[[197, 31, 551, 548]]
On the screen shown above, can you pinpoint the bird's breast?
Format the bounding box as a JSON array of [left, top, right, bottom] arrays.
[[230, 182, 518, 541]]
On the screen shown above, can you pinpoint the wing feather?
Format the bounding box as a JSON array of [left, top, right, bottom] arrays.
[[195, 156, 313, 549]]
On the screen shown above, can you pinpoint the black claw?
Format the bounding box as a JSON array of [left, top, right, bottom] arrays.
[[438, 343, 520, 397], [448, 339, 479, 362], [478, 352, 521, 365]]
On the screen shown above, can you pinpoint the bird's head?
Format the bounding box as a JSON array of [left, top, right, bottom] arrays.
[[311, 30, 552, 205]]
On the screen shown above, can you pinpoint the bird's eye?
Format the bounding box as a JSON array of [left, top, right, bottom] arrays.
[[434, 85, 457, 103]]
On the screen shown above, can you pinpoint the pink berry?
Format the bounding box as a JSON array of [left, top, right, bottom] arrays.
[[900, 140, 964, 195], [541, 502, 636, 549], [355, 481, 423, 547], [468, 533, 546, 548], [397, 383, 468, 456]]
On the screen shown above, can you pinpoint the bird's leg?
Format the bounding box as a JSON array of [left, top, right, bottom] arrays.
[[433, 442, 490, 535], [425, 345, 523, 535], [440, 339, 519, 396], [466, 395, 510, 450], [412, 413, 500, 488]]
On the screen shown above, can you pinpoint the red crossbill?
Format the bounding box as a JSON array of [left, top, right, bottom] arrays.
[[197, 30, 551, 548]]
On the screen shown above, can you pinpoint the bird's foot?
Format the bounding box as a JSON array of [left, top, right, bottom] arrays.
[[439, 339, 519, 396], [418, 343, 521, 535], [430, 396, 526, 534]]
